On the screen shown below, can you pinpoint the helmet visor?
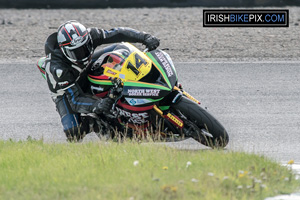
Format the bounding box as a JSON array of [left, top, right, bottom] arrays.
[[64, 37, 93, 62]]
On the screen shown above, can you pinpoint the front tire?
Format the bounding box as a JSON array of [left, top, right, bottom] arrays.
[[172, 97, 229, 148]]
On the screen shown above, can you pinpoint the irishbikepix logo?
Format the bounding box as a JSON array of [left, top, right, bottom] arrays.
[[203, 10, 289, 27]]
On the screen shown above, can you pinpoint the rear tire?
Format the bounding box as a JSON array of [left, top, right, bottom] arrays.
[[172, 97, 229, 148]]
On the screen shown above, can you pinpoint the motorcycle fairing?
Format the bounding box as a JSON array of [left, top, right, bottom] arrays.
[[36, 57, 46, 80], [91, 43, 176, 101], [115, 100, 154, 127], [102, 45, 152, 81], [146, 50, 178, 89], [122, 81, 170, 100]]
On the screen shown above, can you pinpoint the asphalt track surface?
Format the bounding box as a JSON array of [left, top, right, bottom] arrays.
[[1, 61, 299, 164]]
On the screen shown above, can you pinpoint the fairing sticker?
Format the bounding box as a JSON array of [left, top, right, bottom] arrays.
[[125, 98, 152, 106]]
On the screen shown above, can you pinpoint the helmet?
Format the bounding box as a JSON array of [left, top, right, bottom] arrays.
[[57, 20, 94, 65]]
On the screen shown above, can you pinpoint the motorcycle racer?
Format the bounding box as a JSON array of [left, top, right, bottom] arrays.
[[42, 20, 160, 141]]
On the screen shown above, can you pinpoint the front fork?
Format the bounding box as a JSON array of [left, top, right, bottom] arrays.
[[173, 86, 201, 105], [153, 86, 200, 129]]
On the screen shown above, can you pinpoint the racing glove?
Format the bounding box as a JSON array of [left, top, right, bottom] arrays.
[[143, 34, 160, 51], [92, 98, 115, 114]]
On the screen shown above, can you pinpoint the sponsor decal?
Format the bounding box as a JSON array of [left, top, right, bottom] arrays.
[[56, 69, 63, 78], [129, 99, 137, 105], [116, 107, 149, 124], [183, 91, 201, 105], [125, 98, 152, 106], [128, 89, 160, 97], [166, 113, 183, 128], [119, 74, 125, 79], [58, 81, 69, 86], [71, 36, 84, 46], [107, 69, 117, 75], [155, 51, 174, 77]]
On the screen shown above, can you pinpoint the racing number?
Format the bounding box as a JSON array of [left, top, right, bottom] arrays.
[[135, 53, 147, 69], [127, 53, 148, 75]]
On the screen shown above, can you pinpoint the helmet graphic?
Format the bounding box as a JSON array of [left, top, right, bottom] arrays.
[[57, 20, 94, 65]]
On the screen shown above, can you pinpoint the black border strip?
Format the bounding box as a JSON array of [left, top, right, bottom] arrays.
[[203, 9, 289, 28]]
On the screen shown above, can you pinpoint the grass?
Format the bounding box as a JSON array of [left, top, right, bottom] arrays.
[[0, 139, 299, 200]]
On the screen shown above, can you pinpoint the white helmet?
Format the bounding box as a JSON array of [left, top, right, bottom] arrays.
[[57, 20, 94, 65]]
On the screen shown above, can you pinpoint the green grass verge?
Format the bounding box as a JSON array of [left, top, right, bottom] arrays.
[[0, 140, 298, 200]]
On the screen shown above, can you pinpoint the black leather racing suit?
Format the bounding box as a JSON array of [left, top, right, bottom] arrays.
[[44, 27, 155, 141]]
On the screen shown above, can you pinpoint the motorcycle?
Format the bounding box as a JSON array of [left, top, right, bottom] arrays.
[[85, 43, 229, 148], [37, 42, 229, 147]]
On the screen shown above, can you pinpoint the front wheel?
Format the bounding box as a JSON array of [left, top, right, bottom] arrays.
[[171, 97, 229, 148]]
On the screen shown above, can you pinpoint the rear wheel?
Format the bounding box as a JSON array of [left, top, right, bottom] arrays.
[[171, 97, 229, 148]]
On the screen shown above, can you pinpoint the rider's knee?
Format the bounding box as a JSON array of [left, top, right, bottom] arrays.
[[62, 114, 89, 142], [64, 126, 87, 142]]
